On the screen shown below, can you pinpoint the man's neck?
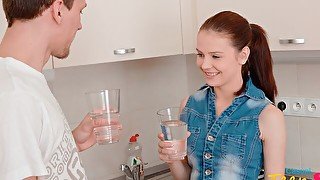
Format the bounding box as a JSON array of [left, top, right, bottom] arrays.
[[0, 22, 51, 72]]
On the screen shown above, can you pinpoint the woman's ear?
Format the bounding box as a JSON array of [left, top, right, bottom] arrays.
[[51, 0, 64, 24], [238, 46, 250, 65]]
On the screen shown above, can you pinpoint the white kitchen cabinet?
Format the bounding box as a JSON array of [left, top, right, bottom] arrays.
[[196, 0, 320, 51], [180, 0, 197, 54], [53, 0, 183, 68]]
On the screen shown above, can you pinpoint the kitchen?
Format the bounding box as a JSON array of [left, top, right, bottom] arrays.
[[0, 0, 319, 179]]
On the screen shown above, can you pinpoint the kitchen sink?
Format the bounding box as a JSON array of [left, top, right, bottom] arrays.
[[145, 172, 173, 180]]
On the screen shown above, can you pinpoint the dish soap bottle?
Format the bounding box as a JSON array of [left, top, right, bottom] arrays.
[[127, 134, 142, 166], [127, 134, 144, 179]]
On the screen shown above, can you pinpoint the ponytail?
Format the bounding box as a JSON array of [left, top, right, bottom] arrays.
[[243, 24, 278, 103]]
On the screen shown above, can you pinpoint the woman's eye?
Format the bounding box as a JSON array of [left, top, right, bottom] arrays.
[[196, 53, 204, 58], [212, 55, 220, 59]]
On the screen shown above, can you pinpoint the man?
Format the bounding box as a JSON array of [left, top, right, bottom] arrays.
[[0, 0, 98, 179]]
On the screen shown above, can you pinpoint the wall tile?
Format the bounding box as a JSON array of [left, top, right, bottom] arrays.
[[43, 55, 320, 179], [44, 55, 188, 179], [297, 63, 320, 98], [284, 117, 301, 169], [273, 63, 299, 97], [185, 54, 204, 93], [300, 117, 320, 171]]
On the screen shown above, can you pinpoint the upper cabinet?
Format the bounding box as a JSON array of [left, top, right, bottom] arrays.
[[196, 0, 320, 51], [54, 0, 183, 68], [180, 0, 197, 55]]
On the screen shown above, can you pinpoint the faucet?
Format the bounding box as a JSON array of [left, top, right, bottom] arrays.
[[120, 163, 145, 180]]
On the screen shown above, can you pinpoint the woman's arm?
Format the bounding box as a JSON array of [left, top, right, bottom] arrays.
[[158, 133, 191, 180], [259, 104, 286, 179]]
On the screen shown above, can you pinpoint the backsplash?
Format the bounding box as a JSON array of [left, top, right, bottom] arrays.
[[43, 54, 320, 179], [44, 55, 190, 179]]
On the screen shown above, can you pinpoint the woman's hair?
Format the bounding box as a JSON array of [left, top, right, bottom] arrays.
[[2, 0, 75, 27], [200, 11, 278, 103]]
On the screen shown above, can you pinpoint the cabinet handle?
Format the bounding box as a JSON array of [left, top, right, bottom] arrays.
[[114, 48, 135, 55], [279, 38, 305, 44]]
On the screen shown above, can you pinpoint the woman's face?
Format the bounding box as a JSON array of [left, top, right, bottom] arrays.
[[196, 30, 248, 88]]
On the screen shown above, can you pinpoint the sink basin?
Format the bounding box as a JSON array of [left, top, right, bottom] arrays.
[[146, 172, 173, 180], [144, 167, 173, 180]]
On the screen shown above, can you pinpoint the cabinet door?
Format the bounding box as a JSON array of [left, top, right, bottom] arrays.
[[180, 0, 197, 54], [196, 0, 320, 51], [54, 0, 183, 68]]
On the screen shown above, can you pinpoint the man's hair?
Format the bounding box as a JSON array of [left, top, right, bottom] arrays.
[[2, 0, 75, 27]]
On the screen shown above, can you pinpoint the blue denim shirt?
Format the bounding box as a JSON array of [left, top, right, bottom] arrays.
[[180, 78, 271, 180]]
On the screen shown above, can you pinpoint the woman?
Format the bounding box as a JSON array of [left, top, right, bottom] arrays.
[[158, 11, 286, 180]]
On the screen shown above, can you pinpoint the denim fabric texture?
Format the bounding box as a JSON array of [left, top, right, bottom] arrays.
[[180, 78, 271, 180]]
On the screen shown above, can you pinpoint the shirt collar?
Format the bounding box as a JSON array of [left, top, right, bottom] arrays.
[[243, 78, 266, 100]]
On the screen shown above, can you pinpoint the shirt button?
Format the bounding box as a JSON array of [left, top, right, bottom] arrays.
[[204, 153, 212, 159], [205, 169, 212, 176], [207, 135, 215, 142]]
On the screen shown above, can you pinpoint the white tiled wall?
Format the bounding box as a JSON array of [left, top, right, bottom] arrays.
[[44, 55, 189, 179], [43, 54, 320, 179]]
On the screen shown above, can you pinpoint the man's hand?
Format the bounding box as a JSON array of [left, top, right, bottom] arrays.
[[72, 114, 98, 152]]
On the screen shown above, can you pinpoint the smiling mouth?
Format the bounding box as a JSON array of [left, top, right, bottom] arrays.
[[205, 72, 221, 77]]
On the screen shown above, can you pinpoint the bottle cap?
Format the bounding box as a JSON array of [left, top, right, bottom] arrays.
[[129, 134, 139, 142]]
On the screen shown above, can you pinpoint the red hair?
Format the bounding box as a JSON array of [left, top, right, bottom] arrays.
[[200, 11, 278, 102]]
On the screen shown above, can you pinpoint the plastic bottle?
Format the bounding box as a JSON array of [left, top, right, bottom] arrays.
[[127, 134, 143, 167]]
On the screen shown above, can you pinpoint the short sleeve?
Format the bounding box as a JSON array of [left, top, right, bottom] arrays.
[[0, 92, 48, 179]]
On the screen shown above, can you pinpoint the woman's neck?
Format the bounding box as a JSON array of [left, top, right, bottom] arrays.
[[214, 76, 244, 116], [214, 76, 244, 102]]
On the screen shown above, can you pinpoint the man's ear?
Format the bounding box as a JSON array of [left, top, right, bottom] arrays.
[[238, 46, 250, 65], [51, 0, 64, 24]]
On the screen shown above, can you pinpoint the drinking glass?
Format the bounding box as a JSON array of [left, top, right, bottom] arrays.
[[85, 89, 121, 145], [157, 107, 188, 160]]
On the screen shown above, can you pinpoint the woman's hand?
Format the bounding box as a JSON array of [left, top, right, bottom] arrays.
[[158, 133, 177, 163], [158, 132, 192, 179], [158, 132, 190, 163]]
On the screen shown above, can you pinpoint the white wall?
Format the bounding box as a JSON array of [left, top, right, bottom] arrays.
[[44, 54, 320, 179], [44, 55, 189, 179], [274, 62, 320, 170]]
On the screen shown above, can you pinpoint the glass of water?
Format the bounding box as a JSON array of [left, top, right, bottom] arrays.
[[157, 107, 188, 160], [85, 89, 121, 145]]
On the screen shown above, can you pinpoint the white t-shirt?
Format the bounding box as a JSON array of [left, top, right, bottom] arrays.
[[0, 57, 87, 180]]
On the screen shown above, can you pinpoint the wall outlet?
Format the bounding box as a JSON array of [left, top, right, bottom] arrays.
[[304, 98, 320, 117], [289, 98, 305, 116], [275, 97, 291, 115], [276, 97, 320, 118]]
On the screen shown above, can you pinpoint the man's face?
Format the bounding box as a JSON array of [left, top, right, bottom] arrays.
[[53, 0, 87, 59]]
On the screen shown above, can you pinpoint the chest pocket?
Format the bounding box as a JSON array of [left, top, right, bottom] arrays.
[[187, 126, 200, 155], [221, 133, 246, 160]]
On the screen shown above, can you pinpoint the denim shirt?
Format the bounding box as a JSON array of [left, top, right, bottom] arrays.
[[181, 78, 271, 180]]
